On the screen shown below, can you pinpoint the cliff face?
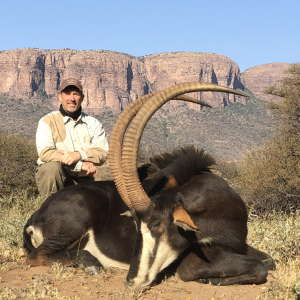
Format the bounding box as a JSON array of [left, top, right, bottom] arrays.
[[0, 49, 290, 112], [144, 52, 245, 110], [0, 49, 148, 112], [0, 49, 245, 112], [241, 63, 290, 102]]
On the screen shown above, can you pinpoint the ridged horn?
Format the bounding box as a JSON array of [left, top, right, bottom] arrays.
[[122, 82, 248, 212], [109, 92, 211, 209]]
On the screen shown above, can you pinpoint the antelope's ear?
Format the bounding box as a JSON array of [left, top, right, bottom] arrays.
[[173, 206, 200, 232], [120, 211, 132, 217], [164, 175, 178, 189]]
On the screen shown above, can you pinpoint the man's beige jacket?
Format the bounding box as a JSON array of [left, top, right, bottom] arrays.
[[36, 111, 109, 177]]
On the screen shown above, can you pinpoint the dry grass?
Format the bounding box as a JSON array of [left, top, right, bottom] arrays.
[[0, 190, 299, 299], [248, 212, 300, 299], [0, 192, 43, 259], [0, 277, 63, 299]]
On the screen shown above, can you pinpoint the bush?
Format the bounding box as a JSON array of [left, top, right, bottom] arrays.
[[235, 63, 300, 214], [0, 132, 38, 197], [236, 137, 300, 214]]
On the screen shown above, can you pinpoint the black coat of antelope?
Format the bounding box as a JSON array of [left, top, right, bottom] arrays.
[[24, 82, 275, 287]]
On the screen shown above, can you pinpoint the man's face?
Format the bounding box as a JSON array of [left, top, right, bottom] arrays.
[[58, 86, 84, 113]]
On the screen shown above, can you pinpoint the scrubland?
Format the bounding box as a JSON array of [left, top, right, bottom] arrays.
[[0, 64, 300, 299], [0, 175, 299, 299]]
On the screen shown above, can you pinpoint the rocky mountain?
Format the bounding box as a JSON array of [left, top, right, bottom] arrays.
[[241, 63, 290, 102], [0, 49, 248, 112], [0, 48, 289, 159]]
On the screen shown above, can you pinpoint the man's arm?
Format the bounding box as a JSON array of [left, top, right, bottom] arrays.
[[57, 119, 108, 175], [59, 151, 97, 176], [37, 118, 81, 167], [59, 151, 81, 165], [37, 116, 108, 175], [83, 119, 109, 166]]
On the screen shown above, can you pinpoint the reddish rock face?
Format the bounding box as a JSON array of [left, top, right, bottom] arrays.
[[241, 63, 290, 102], [0, 49, 289, 112], [0, 49, 245, 112], [0, 49, 148, 112], [144, 52, 246, 110]]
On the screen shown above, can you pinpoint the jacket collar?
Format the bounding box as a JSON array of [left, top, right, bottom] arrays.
[[62, 113, 87, 124]]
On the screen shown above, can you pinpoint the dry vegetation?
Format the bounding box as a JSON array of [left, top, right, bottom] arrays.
[[235, 64, 300, 215], [0, 88, 275, 160], [0, 64, 300, 299], [0, 132, 38, 197], [0, 192, 299, 299]]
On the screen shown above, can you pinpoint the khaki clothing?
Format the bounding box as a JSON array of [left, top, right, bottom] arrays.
[[36, 162, 94, 201], [35, 110, 108, 201], [36, 111, 109, 176]]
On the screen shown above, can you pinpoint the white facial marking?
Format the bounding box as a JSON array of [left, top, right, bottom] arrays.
[[26, 226, 44, 246], [157, 239, 179, 272], [141, 222, 156, 255], [132, 222, 179, 287], [84, 229, 130, 270], [145, 236, 178, 285], [131, 222, 153, 286]]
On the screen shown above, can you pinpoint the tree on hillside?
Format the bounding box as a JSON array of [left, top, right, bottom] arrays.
[[236, 63, 300, 214]]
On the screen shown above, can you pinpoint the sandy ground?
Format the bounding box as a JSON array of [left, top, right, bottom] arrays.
[[0, 256, 276, 300]]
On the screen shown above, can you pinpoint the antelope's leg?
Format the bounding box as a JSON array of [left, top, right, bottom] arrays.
[[177, 246, 268, 286], [246, 245, 276, 271]]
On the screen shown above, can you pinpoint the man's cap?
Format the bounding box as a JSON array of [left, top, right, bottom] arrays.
[[59, 78, 83, 92]]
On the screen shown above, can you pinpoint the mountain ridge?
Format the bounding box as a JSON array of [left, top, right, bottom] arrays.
[[0, 48, 245, 112], [0, 48, 288, 159]]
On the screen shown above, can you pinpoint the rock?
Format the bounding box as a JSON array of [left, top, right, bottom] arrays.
[[241, 63, 290, 102], [144, 52, 245, 109], [0, 48, 246, 112]]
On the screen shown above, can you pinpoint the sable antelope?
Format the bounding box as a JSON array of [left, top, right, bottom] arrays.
[[23, 82, 275, 288]]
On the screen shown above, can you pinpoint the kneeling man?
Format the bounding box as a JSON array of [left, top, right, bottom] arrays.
[[35, 78, 109, 201]]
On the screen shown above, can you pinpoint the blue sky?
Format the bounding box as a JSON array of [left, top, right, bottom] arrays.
[[0, 0, 298, 71]]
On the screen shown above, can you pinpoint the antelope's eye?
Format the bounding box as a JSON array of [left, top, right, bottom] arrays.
[[151, 222, 161, 230]]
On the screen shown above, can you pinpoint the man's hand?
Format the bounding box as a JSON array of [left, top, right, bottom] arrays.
[[81, 162, 98, 176], [59, 151, 81, 165]]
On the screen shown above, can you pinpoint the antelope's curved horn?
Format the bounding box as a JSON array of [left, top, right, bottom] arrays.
[[122, 82, 248, 212], [109, 93, 211, 209], [109, 93, 157, 209]]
